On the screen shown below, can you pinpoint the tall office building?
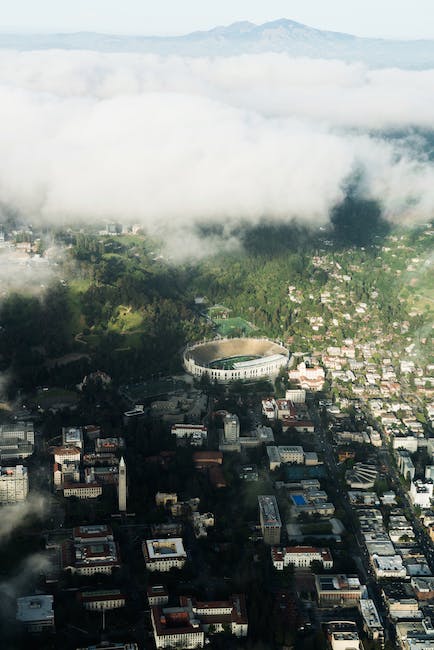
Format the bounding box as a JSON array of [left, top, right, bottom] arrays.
[[118, 456, 127, 512], [223, 414, 240, 442], [258, 495, 282, 545]]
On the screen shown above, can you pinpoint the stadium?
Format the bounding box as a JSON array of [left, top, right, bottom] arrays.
[[183, 338, 289, 383]]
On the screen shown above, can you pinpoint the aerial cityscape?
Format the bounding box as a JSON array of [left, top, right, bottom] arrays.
[[0, 2, 433, 649]]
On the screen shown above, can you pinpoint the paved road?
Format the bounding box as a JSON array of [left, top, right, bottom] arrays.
[[308, 399, 389, 634]]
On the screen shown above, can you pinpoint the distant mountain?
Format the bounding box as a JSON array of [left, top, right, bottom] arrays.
[[1, 19, 434, 68]]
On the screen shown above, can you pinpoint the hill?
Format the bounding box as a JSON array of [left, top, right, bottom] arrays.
[[1, 19, 434, 69]]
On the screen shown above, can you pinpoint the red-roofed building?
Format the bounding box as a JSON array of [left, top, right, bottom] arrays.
[[271, 546, 333, 570], [151, 594, 247, 648]]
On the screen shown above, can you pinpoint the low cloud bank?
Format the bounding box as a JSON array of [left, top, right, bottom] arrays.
[[0, 494, 46, 544], [0, 50, 433, 256]]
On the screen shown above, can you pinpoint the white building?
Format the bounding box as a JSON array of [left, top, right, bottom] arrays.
[[62, 427, 83, 449], [151, 608, 204, 650], [371, 554, 407, 579], [393, 435, 419, 454], [52, 446, 81, 465], [271, 546, 333, 570], [171, 424, 207, 446], [285, 389, 306, 404], [330, 630, 360, 650], [266, 445, 304, 469], [151, 594, 248, 649], [0, 465, 29, 503], [143, 538, 187, 572], [288, 362, 325, 391], [262, 398, 277, 420], [410, 480, 434, 509]]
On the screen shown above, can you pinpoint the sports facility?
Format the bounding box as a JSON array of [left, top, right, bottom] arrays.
[[183, 337, 289, 383]]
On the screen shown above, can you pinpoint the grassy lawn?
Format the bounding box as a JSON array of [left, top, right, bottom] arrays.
[[33, 387, 80, 408], [120, 377, 188, 401], [214, 317, 255, 337], [67, 280, 91, 334], [108, 305, 144, 333]]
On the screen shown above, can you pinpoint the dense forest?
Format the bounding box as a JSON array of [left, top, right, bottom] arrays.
[[0, 201, 431, 396]]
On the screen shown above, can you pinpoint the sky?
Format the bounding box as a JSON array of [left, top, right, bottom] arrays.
[[1, 0, 434, 39], [0, 2, 433, 260]]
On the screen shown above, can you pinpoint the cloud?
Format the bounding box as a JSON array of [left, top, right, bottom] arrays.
[[0, 248, 56, 296], [0, 50, 433, 255], [0, 552, 51, 599], [0, 494, 46, 544]]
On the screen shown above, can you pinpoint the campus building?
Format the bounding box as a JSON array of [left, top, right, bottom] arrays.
[[62, 427, 83, 449], [315, 575, 365, 608], [62, 525, 121, 576], [271, 546, 333, 571], [147, 585, 169, 606], [0, 465, 29, 503], [143, 538, 187, 572], [151, 594, 248, 649], [16, 595, 55, 633], [63, 482, 103, 499], [79, 589, 126, 611], [171, 424, 207, 446], [0, 422, 34, 460], [258, 495, 282, 545]]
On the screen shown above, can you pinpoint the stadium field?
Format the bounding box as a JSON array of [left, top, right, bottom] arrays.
[[209, 355, 259, 370]]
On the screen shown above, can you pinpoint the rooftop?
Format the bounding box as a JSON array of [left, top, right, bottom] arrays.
[[258, 495, 282, 527], [144, 538, 186, 560], [16, 595, 54, 623]]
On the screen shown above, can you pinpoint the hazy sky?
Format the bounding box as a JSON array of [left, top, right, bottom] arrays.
[[2, 0, 434, 39]]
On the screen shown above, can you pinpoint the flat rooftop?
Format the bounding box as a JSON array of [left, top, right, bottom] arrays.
[[145, 538, 186, 560], [317, 575, 361, 591], [258, 495, 282, 527], [16, 595, 54, 622]]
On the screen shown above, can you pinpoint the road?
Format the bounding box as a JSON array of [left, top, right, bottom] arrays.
[[308, 399, 390, 636]]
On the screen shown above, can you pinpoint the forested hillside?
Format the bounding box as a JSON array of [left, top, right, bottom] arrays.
[[0, 219, 432, 397]]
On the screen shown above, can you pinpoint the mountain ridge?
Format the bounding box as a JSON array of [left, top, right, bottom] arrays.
[[0, 19, 434, 68]]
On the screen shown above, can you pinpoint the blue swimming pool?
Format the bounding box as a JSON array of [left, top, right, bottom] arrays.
[[292, 494, 307, 506]]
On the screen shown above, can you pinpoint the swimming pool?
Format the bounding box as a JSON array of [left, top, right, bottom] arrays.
[[292, 494, 307, 506]]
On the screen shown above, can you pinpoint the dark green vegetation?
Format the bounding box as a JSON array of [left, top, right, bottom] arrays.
[[0, 205, 432, 397]]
